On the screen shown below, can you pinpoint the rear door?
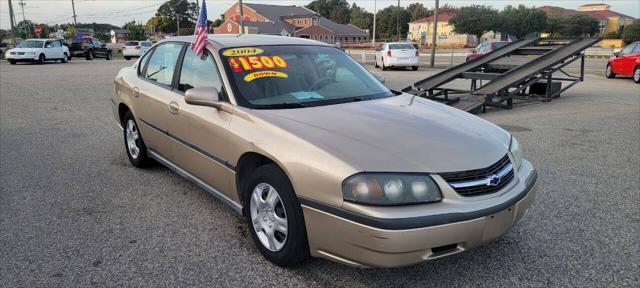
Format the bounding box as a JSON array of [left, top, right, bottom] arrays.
[[168, 48, 234, 196], [131, 42, 186, 161]]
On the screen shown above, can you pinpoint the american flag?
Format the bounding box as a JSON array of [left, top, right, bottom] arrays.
[[191, 0, 208, 57]]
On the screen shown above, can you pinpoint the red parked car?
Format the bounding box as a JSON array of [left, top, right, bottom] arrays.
[[466, 41, 510, 61], [606, 41, 640, 83]]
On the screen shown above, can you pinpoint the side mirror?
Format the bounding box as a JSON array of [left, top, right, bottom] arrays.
[[613, 52, 620, 57], [185, 87, 221, 108], [373, 73, 385, 84]]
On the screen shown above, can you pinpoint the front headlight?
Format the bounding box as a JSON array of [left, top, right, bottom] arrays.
[[342, 173, 442, 205], [510, 136, 523, 171]]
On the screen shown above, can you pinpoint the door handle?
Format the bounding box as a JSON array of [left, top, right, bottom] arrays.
[[132, 87, 140, 98], [168, 101, 179, 114]]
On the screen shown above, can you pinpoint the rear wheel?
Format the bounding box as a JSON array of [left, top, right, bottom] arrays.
[[106, 51, 112, 60], [124, 56, 131, 60], [634, 67, 640, 83], [605, 64, 615, 78], [381, 57, 388, 71], [244, 164, 309, 267], [9, 60, 16, 65], [123, 111, 152, 168], [412, 65, 418, 71], [374, 57, 379, 68]]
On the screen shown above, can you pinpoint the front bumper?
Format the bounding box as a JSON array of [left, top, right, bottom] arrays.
[[6, 54, 38, 62], [301, 160, 537, 268]]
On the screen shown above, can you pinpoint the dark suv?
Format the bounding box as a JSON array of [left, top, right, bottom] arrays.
[[69, 37, 112, 60]]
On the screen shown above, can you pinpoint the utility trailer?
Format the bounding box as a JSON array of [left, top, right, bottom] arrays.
[[402, 37, 601, 113]]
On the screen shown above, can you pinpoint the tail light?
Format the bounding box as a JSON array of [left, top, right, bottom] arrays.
[[415, 50, 419, 56], [387, 50, 392, 57]]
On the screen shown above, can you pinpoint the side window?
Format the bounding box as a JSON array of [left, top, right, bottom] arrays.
[[138, 47, 153, 75], [178, 49, 222, 93], [633, 44, 640, 54], [620, 44, 635, 55], [52, 41, 61, 47], [144, 43, 184, 86], [142, 42, 152, 47], [94, 39, 102, 46]]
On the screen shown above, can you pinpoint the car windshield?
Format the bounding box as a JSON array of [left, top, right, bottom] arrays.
[[389, 43, 414, 50], [125, 41, 139, 46], [220, 45, 393, 109], [17, 40, 44, 48]]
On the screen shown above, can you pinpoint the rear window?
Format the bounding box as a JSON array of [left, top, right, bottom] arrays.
[[389, 44, 414, 50], [125, 41, 139, 46]]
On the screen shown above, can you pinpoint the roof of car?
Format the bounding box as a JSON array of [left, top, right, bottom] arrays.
[[164, 34, 332, 49]]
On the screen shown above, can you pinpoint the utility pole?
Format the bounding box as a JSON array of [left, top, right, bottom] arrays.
[[8, 0, 16, 43], [371, 0, 376, 47], [18, 0, 27, 37], [71, 0, 78, 25], [429, 0, 439, 68], [396, 0, 400, 41], [238, 0, 244, 34]]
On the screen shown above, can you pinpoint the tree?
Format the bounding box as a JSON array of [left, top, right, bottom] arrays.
[[407, 2, 430, 22], [499, 5, 547, 39], [306, 0, 350, 24], [349, 3, 373, 33], [564, 14, 599, 37], [64, 25, 77, 39], [124, 21, 146, 40], [449, 5, 500, 41], [155, 0, 197, 34], [374, 5, 410, 40], [621, 20, 640, 44]]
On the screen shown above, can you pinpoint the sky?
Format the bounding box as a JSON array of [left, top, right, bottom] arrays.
[[1, 0, 638, 30]]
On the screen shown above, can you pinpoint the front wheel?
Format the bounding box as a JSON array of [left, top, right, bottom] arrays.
[[9, 60, 16, 65], [123, 111, 152, 167], [245, 164, 309, 267], [605, 64, 615, 78], [86, 50, 94, 60], [38, 54, 45, 64], [61, 53, 68, 63], [106, 51, 112, 60], [124, 56, 131, 60], [633, 67, 640, 84], [412, 65, 418, 71]]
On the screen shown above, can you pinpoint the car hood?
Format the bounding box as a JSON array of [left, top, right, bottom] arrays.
[[7, 48, 42, 53], [250, 94, 511, 173]]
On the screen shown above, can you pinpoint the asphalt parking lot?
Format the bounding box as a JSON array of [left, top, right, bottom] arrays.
[[1, 59, 638, 287]]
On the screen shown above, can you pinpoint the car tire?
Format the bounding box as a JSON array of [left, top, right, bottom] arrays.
[[634, 67, 640, 84], [374, 58, 379, 68], [244, 164, 309, 267], [123, 111, 152, 168], [86, 50, 94, 60], [605, 64, 615, 78], [412, 65, 418, 71], [124, 56, 131, 60], [37, 54, 45, 64], [61, 53, 68, 63], [9, 60, 16, 65], [106, 51, 112, 60], [382, 58, 388, 71]]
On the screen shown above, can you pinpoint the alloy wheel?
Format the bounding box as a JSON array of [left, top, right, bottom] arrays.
[[634, 68, 639, 82], [126, 119, 140, 159], [250, 183, 288, 252]]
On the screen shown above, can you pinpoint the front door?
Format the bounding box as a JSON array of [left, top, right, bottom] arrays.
[[92, 39, 107, 57], [168, 48, 235, 198], [132, 42, 186, 161]]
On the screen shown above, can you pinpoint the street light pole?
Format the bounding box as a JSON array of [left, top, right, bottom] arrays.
[[371, 0, 376, 47], [71, 0, 78, 25], [396, 0, 400, 41], [429, 0, 439, 68], [177, 15, 180, 36]]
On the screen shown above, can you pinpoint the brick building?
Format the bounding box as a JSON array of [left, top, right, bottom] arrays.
[[213, 3, 369, 44]]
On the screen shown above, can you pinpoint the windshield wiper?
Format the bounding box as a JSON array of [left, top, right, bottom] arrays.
[[254, 102, 308, 109]]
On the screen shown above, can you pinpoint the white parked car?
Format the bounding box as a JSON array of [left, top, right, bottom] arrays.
[[375, 42, 419, 71], [122, 40, 153, 60], [5, 39, 70, 64]]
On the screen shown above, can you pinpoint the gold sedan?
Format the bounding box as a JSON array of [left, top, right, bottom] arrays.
[[112, 35, 537, 268]]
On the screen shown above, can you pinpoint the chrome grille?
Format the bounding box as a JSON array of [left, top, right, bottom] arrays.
[[439, 154, 515, 197]]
